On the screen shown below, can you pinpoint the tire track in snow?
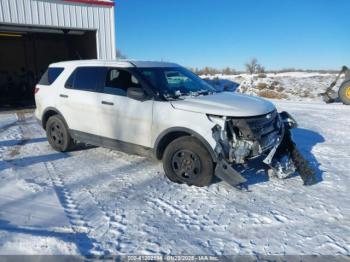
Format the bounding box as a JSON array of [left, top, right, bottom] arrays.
[[45, 161, 105, 256], [86, 187, 127, 254], [74, 155, 163, 254], [80, 157, 159, 254], [44, 158, 135, 255], [11, 114, 158, 255]]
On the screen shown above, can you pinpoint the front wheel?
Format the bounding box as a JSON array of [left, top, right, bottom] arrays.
[[163, 136, 214, 187], [339, 81, 350, 105], [46, 115, 74, 152]]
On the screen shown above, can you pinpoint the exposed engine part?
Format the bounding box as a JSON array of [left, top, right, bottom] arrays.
[[268, 155, 296, 179], [229, 140, 254, 164], [211, 111, 317, 187], [211, 122, 247, 187]]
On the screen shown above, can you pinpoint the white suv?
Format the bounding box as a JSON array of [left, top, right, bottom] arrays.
[[35, 60, 316, 187]]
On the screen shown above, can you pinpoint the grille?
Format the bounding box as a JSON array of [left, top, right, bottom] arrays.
[[245, 110, 281, 150]]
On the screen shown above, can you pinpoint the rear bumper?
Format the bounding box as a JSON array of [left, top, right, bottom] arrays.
[[34, 109, 44, 129], [35, 115, 43, 129]]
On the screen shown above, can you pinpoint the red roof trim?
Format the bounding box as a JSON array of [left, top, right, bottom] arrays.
[[63, 0, 115, 7]]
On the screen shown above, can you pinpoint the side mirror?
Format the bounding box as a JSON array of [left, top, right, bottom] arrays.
[[127, 87, 147, 101]]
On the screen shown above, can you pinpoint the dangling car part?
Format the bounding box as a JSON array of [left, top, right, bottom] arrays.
[[211, 111, 317, 187], [320, 66, 350, 105]]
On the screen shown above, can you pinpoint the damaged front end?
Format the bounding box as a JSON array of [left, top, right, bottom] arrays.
[[210, 111, 317, 187]]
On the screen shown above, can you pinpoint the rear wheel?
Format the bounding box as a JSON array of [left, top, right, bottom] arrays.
[[46, 115, 74, 152], [339, 81, 350, 105], [163, 136, 214, 187]]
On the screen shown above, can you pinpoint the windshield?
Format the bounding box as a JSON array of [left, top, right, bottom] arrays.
[[137, 67, 218, 100]]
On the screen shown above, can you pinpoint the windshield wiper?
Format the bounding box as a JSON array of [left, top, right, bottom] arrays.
[[163, 91, 188, 100], [164, 89, 218, 100], [192, 90, 218, 96]]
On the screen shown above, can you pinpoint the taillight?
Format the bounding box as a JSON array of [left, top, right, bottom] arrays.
[[34, 86, 40, 94]]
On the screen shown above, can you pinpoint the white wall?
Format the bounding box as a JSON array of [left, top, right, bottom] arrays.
[[0, 0, 116, 59]]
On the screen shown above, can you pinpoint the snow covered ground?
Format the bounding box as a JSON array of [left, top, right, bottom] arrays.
[[203, 72, 341, 101], [0, 100, 349, 256]]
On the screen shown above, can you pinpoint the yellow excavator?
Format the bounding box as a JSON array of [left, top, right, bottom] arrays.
[[320, 66, 350, 105]]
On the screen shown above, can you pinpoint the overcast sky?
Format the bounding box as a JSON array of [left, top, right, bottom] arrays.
[[115, 0, 350, 70]]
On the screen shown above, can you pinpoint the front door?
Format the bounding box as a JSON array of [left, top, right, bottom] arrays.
[[99, 68, 153, 147]]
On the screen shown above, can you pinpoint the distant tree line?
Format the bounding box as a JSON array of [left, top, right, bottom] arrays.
[[114, 51, 339, 75], [189, 58, 339, 75], [188, 67, 239, 75]]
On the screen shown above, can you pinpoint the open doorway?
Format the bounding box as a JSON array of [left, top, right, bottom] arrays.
[[0, 27, 97, 109]]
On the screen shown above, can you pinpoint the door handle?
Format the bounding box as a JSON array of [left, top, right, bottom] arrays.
[[60, 94, 68, 98], [101, 101, 114, 106]]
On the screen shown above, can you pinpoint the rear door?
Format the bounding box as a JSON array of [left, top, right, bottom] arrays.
[[57, 66, 107, 136]]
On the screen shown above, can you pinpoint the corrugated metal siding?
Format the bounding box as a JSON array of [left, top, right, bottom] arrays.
[[0, 0, 116, 59]]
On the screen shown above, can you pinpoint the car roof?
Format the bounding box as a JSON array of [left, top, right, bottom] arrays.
[[50, 59, 180, 68]]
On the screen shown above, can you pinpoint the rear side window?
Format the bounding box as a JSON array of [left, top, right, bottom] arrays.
[[39, 67, 64, 85], [65, 67, 107, 92]]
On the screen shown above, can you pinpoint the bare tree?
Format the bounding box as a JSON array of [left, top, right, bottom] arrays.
[[245, 58, 258, 74], [245, 58, 266, 74], [222, 67, 236, 75], [256, 64, 265, 74], [116, 49, 127, 59]]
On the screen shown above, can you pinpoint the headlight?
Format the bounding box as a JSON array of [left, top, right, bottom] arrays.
[[207, 114, 226, 126]]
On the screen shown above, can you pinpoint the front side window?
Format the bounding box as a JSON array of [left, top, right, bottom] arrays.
[[65, 67, 107, 92], [138, 67, 217, 100], [39, 67, 64, 85], [103, 68, 141, 96]]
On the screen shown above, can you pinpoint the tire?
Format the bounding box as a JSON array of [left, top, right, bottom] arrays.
[[46, 115, 74, 152], [163, 136, 214, 187], [338, 81, 350, 105]]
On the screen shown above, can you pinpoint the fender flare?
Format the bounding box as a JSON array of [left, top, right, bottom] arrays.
[[153, 127, 217, 162], [41, 107, 69, 130]]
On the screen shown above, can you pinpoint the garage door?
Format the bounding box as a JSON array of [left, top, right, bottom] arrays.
[[0, 27, 97, 109]]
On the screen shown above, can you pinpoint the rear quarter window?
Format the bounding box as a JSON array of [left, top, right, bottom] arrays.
[[39, 67, 64, 85]]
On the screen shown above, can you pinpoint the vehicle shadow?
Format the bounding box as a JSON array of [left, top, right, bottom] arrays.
[[0, 152, 70, 172], [0, 218, 95, 256], [70, 143, 98, 152], [212, 127, 325, 188], [0, 137, 47, 147], [289, 127, 325, 182]]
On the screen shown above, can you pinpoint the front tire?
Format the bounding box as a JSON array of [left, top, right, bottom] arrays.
[[339, 81, 350, 105], [163, 136, 214, 187], [46, 115, 73, 152]]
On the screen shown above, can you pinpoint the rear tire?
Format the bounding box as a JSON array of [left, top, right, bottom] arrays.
[[46, 115, 74, 152], [163, 136, 214, 187], [338, 81, 350, 105]]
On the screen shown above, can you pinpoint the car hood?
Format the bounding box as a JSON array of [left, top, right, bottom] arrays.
[[170, 92, 276, 117]]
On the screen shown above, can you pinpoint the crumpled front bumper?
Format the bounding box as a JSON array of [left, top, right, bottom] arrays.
[[213, 111, 317, 187]]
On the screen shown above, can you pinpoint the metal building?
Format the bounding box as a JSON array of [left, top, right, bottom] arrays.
[[0, 0, 116, 108]]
